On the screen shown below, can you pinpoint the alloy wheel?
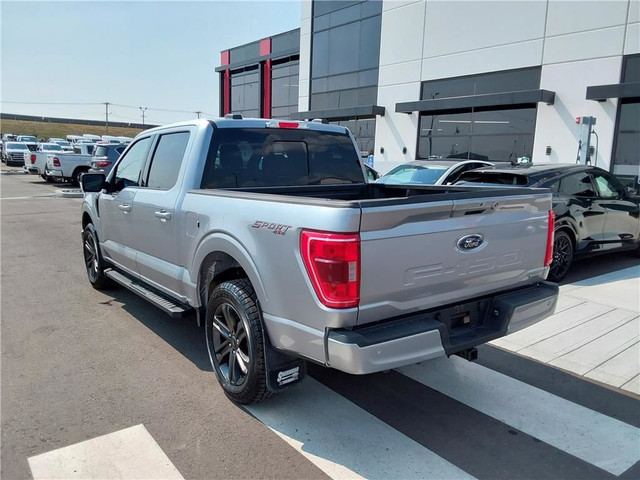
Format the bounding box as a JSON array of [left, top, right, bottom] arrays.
[[211, 302, 251, 386]]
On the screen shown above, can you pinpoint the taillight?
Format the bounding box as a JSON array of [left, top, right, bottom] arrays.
[[53, 157, 61, 167], [545, 210, 555, 267], [30, 154, 36, 164], [95, 160, 111, 168], [301, 230, 360, 309]]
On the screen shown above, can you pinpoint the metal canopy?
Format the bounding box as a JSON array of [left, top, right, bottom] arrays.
[[290, 105, 385, 121], [586, 82, 640, 101], [395, 89, 556, 114]]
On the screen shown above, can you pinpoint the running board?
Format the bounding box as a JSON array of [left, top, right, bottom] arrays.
[[104, 269, 191, 318]]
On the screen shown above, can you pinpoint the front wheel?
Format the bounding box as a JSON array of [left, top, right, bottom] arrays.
[[205, 279, 274, 404], [82, 223, 114, 290], [548, 231, 573, 282]]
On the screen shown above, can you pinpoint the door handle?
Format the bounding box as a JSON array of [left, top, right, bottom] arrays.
[[155, 210, 172, 220], [118, 204, 131, 213]]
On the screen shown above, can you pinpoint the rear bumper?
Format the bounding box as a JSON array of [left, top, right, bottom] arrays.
[[327, 282, 558, 374], [48, 169, 64, 177]]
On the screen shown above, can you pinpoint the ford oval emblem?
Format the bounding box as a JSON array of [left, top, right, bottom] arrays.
[[457, 234, 484, 251]]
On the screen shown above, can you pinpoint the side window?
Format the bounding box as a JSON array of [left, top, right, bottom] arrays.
[[146, 132, 190, 190], [114, 137, 152, 191], [592, 172, 625, 199], [559, 173, 595, 197]]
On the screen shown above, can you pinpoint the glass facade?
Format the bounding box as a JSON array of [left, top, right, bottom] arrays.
[[271, 59, 299, 119], [417, 68, 540, 161], [612, 54, 640, 182], [310, 0, 382, 111], [230, 67, 260, 118]]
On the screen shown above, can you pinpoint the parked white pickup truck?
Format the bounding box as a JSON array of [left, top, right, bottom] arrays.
[[23, 143, 65, 181], [46, 143, 94, 185]]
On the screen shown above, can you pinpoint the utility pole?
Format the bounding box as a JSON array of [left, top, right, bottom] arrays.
[[139, 106, 148, 125], [105, 102, 110, 133], [195, 111, 202, 119]]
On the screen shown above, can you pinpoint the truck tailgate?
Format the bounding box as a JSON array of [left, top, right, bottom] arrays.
[[358, 192, 551, 325]]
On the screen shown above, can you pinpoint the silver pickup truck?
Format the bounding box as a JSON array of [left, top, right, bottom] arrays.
[[80, 117, 558, 404]]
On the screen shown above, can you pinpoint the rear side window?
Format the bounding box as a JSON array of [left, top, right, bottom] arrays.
[[146, 132, 190, 190], [201, 128, 363, 188], [559, 173, 595, 197]]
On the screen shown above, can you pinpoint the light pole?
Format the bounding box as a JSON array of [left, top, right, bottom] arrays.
[[195, 111, 202, 119], [139, 106, 147, 125]]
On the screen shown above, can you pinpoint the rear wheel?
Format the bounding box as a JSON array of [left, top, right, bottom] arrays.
[[548, 231, 573, 282], [205, 279, 274, 404], [72, 168, 87, 187], [82, 223, 114, 290]]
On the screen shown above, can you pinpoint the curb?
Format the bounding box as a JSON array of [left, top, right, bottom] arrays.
[[1, 169, 29, 175], [55, 189, 84, 198]]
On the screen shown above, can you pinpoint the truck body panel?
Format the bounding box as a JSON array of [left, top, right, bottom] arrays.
[[80, 118, 558, 385]]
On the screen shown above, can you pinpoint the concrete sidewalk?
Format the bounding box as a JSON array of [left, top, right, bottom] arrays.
[[492, 265, 640, 396]]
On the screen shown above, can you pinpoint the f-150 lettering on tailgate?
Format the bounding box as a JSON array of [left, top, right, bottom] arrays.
[[404, 250, 521, 286]]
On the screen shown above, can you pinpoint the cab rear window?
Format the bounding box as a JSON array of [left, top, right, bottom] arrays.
[[200, 128, 364, 189]]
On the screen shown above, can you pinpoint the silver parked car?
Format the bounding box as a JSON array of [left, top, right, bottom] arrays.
[[377, 159, 494, 186]]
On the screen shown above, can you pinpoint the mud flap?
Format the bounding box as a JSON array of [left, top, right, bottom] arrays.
[[263, 333, 306, 392]]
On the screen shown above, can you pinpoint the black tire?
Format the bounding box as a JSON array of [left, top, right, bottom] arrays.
[[205, 279, 274, 404], [72, 168, 87, 187], [82, 223, 115, 290], [548, 230, 573, 282]]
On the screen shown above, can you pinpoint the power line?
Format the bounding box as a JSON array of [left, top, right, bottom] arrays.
[[1, 101, 102, 106]]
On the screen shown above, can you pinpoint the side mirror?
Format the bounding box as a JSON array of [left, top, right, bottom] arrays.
[[81, 173, 106, 193], [626, 186, 638, 198]]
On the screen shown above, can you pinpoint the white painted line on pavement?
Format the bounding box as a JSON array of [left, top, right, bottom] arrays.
[[28, 424, 184, 480], [247, 377, 475, 480], [0, 194, 57, 200], [399, 356, 640, 476]]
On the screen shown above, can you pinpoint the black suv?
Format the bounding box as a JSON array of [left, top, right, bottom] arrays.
[[458, 164, 640, 281]]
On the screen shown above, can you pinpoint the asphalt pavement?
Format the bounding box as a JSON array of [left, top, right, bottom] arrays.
[[1, 171, 639, 480]]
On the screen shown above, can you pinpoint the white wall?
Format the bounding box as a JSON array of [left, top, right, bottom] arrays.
[[371, 0, 637, 172], [534, 57, 622, 170], [298, 0, 312, 113]]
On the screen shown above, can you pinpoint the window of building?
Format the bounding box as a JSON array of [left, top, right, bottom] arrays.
[[310, 0, 382, 111], [417, 68, 540, 161], [272, 59, 299, 119], [230, 67, 260, 118], [332, 118, 376, 155], [612, 54, 640, 182], [146, 132, 190, 190]]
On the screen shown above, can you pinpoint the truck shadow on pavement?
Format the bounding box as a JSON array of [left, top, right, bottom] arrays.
[[103, 287, 212, 372], [559, 251, 639, 285]]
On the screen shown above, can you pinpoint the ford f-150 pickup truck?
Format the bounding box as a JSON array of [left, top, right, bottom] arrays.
[[80, 117, 558, 404]]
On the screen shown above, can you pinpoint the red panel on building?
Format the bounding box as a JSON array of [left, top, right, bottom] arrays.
[[223, 70, 230, 115], [263, 59, 272, 119], [260, 38, 272, 56], [221, 50, 230, 66]]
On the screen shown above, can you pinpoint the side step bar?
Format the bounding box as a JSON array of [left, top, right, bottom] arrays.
[[104, 269, 191, 318]]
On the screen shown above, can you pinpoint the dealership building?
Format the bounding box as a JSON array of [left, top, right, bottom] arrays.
[[216, 0, 639, 184]]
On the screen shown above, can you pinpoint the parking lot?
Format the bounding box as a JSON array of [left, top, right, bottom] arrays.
[[1, 171, 639, 480]]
